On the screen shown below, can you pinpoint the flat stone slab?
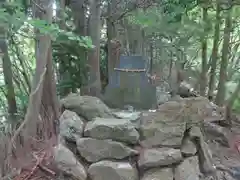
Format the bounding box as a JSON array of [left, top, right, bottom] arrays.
[[84, 117, 139, 144], [138, 148, 182, 170], [88, 160, 138, 180], [77, 138, 138, 162]]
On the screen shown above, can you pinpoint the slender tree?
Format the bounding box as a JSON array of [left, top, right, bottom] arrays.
[[215, 8, 232, 105]]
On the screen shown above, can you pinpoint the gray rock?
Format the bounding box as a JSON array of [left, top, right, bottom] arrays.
[[181, 136, 197, 156], [88, 160, 138, 180], [53, 144, 87, 180], [59, 110, 84, 142], [189, 126, 203, 137], [113, 111, 141, 123], [61, 93, 113, 121], [141, 168, 174, 180], [113, 111, 142, 129], [140, 97, 220, 148], [76, 138, 138, 162], [174, 156, 201, 180], [203, 121, 231, 147], [138, 148, 182, 170], [139, 109, 186, 148], [189, 127, 216, 175], [84, 117, 139, 144]]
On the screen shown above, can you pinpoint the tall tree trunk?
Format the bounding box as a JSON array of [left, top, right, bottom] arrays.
[[25, 0, 58, 141], [200, 6, 208, 96], [0, 1, 17, 121], [208, 3, 220, 99], [88, 0, 102, 96], [107, 0, 117, 78], [1, 40, 17, 121], [41, 45, 60, 137], [215, 8, 232, 105], [40, 0, 60, 138]]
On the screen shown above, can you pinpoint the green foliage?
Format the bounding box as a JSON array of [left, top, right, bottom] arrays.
[[0, 0, 94, 117], [53, 33, 90, 95], [52, 6, 94, 96]]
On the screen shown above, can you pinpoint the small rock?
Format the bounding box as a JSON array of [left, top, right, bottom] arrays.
[[113, 111, 141, 125], [59, 110, 84, 142], [53, 144, 87, 180], [113, 111, 141, 120], [88, 160, 138, 180], [181, 136, 197, 157], [174, 156, 201, 180], [138, 148, 182, 170], [61, 94, 113, 121], [84, 117, 139, 144], [76, 138, 138, 162], [141, 168, 174, 180]]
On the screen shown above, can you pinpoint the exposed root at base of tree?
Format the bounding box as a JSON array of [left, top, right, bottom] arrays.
[[22, 151, 56, 180], [0, 65, 60, 180], [2, 137, 58, 180]]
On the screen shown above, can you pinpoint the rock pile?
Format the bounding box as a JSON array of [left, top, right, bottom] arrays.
[[54, 93, 240, 180]]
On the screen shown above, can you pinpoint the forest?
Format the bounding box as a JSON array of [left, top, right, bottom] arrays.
[[0, 0, 240, 179]]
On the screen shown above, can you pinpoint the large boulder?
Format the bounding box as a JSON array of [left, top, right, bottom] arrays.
[[88, 160, 138, 180], [174, 156, 201, 180], [59, 110, 84, 142], [76, 138, 138, 162], [61, 93, 113, 121], [175, 97, 224, 122], [84, 117, 140, 144], [141, 168, 174, 180], [53, 144, 87, 180], [138, 148, 182, 170], [139, 109, 186, 148], [139, 97, 224, 148]]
